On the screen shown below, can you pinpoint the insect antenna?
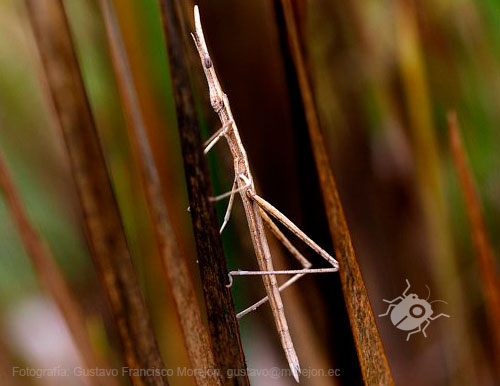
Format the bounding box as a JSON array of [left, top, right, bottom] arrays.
[[425, 285, 431, 300]]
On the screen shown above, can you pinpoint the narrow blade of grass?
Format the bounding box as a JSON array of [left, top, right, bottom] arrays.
[[276, 1, 394, 384], [99, 1, 222, 385], [157, 1, 248, 385], [24, 1, 169, 384], [0, 149, 114, 386], [448, 111, 500, 374], [393, 3, 477, 382]]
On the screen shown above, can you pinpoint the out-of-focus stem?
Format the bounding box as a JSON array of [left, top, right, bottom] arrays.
[[448, 112, 500, 378], [157, 1, 248, 385], [0, 331, 22, 386], [0, 149, 113, 386], [99, 1, 222, 385], [394, 1, 476, 383], [276, 1, 394, 384], [25, 1, 169, 384]]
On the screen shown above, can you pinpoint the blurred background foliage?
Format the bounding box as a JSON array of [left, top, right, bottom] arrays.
[[0, 0, 500, 385]]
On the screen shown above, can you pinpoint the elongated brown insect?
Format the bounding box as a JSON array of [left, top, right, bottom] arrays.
[[192, 6, 339, 382]]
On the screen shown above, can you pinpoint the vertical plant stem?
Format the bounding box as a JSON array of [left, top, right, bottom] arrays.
[[393, 2, 476, 383], [0, 336, 21, 386], [157, 1, 248, 385], [448, 112, 500, 376], [394, 0, 451, 269], [99, 1, 222, 385], [275, 1, 394, 384], [25, 1, 168, 385], [0, 149, 111, 386]]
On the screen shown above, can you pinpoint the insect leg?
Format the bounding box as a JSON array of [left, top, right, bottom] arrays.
[[203, 127, 224, 148], [186, 174, 242, 213], [234, 209, 312, 317], [260, 208, 312, 268], [249, 192, 339, 269], [229, 268, 338, 276], [210, 175, 250, 202], [219, 178, 237, 234], [232, 268, 337, 319], [236, 274, 302, 319], [203, 120, 233, 154]]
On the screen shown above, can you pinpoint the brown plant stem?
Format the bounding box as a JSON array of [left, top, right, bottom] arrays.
[[0, 336, 21, 386], [157, 1, 248, 385], [448, 111, 500, 376], [98, 1, 222, 385], [25, 1, 168, 385], [394, 3, 477, 383], [0, 149, 110, 386], [276, 1, 394, 384]]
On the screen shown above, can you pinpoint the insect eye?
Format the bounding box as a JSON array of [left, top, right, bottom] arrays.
[[203, 55, 212, 69]]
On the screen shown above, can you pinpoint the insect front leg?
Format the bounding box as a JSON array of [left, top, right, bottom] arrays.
[[203, 119, 233, 154]]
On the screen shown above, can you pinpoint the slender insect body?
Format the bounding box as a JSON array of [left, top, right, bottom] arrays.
[[192, 6, 338, 382], [207, 67, 302, 380], [245, 189, 300, 376], [211, 92, 224, 113], [203, 55, 213, 69], [204, 64, 297, 372]]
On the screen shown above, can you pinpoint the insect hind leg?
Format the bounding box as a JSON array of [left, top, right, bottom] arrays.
[[249, 192, 338, 268], [232, 209, 313, 317]]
